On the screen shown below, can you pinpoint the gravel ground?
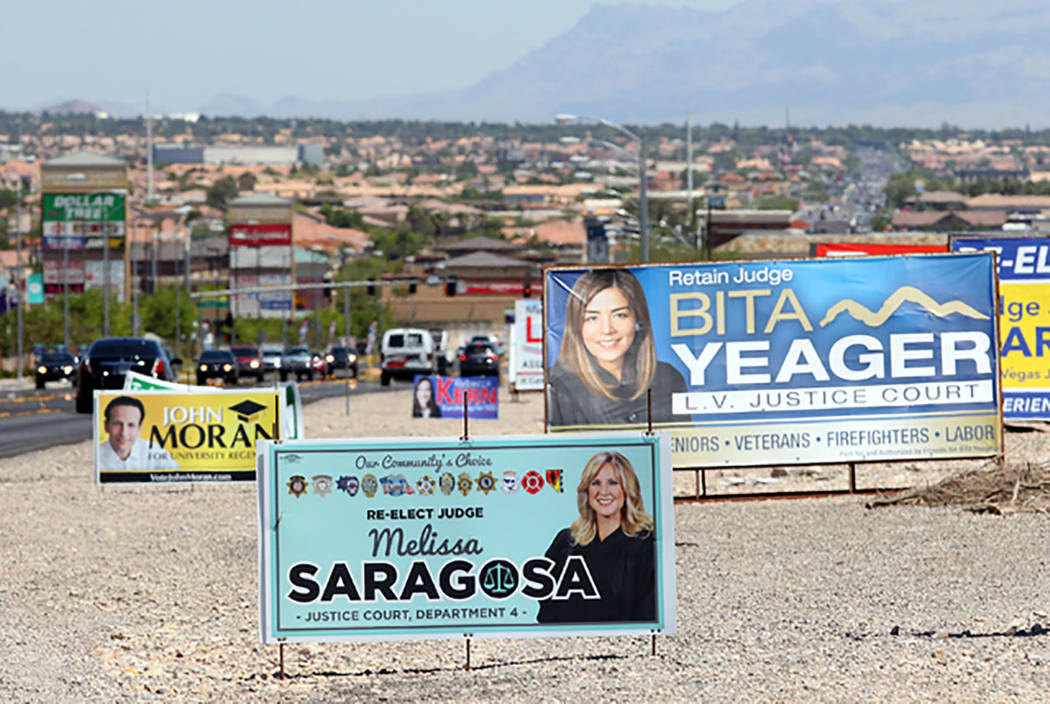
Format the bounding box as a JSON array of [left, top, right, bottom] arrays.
[[1, 387, 1048, 702]]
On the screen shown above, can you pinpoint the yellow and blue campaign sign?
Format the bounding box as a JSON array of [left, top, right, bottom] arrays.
[[123, 371, 303, 440], [952, 237, 1050, 420], [257, 432, 676, 643], [545, 254, 1002, 468], [94, 388, 284, 484]]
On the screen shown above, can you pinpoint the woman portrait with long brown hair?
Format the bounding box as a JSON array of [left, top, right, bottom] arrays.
[[548, 268, 686, 429]]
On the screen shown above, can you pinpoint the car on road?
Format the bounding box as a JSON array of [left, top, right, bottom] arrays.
[[324, 346, 359, 378], [468, 334, 503, 358], [36, 351, 77, 389], [260, 345, 284, 376], [196, 349, 238, 386], [230, 344, 265, 382], [430, 329, 454, 375], [75, 337, 180, 413], [458, 341, 501, 377], [310, 351, 327, 378], [380, 328, 435, 386], [281, 346, 315, 381]]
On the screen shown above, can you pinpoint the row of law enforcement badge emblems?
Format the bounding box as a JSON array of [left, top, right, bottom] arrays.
[[287, 468, 565, 499]]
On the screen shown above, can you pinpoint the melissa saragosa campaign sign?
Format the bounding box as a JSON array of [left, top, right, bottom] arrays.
[[952, 237, 1050, 420], [94, 389, 284, 484], [257, 432, 676, 643], [412, 374, 498, 419], [124, 371, 303, 440], [545, 254, 1003, 468]]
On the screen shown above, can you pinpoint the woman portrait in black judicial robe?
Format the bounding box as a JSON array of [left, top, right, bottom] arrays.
[[537, 451, 656, 623], [548, 268, 687, 430]]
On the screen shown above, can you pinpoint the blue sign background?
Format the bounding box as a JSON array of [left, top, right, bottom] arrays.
[[415, 374, 499, 419], [546, 254, 1002, 467]]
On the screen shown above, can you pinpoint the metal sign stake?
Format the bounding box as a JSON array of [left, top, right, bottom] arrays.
[[460, 395, 470, 441]]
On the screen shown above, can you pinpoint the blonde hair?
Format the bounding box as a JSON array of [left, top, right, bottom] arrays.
[[570, 451, 653, 546], [557, 269, 656, 401]]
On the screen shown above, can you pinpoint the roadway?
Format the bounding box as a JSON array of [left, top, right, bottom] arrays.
[[0, 376, 399, 459]]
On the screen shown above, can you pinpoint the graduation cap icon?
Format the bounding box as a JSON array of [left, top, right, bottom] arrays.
[[229, 399, 268, 423]]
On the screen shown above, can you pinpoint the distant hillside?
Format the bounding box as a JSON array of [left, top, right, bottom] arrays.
[[32, 0, 1050, 127], [39, 99, 102, 115]]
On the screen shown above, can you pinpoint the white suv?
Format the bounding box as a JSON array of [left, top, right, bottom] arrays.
[[380, 328, 435, 385]]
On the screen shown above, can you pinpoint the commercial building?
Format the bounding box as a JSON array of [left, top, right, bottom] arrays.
[[40, 151, 129, 303]]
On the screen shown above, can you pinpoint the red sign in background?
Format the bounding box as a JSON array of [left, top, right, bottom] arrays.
[[814, 242, 948, 257], [228, 223, 292, 247]]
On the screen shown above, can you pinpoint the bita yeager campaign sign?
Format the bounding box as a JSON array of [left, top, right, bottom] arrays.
[[952, 237, 1050, 420], [545, 254, 1002, 468], [94, 389, 284, 484], [257, 432, 676, 642]]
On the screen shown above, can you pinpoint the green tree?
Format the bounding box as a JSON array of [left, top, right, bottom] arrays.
[[755, 196, 799, 211], [454, 160, 479, 181], [883, 172, 916, 209], [319, 204, 364, 229], [370, 226, 425, 261], [206, 176, 239, 210], [236, 171, 257, 192], [190, 222, 215, 240]]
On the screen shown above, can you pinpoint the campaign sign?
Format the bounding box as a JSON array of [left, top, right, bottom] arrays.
[[814, 242, 947, 257], [414, 374, 499, 419], [546, 254, 1002, 468], [511, 299, 544, 391], [95, 389, 284, 484], [952, 237, 1050, 420], [124, 371, 304, 440], [257, 431, 676, 643]]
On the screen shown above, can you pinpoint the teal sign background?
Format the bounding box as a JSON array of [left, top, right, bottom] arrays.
[[258, 432, 675, 642]]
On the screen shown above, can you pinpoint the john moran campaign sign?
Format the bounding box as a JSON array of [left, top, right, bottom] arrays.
[[257, 433, 676, 642], [545, 254, 1002, 469], [95, 389, 284, 484]]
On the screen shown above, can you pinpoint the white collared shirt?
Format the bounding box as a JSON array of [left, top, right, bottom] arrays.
[[98, 438, 180, 471]]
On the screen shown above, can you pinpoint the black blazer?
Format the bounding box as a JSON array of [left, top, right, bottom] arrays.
[[548, 359, 687, 428], [536, 527, 656, 623]]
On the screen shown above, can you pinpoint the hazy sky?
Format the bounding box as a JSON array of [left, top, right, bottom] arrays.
[[3, 0, 744, 112]]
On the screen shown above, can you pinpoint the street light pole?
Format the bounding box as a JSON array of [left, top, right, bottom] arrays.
[[638, 131, 648, 263], [555, 114, 649, 262]]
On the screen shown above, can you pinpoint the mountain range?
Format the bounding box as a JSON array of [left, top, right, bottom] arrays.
[[34, 0, 1050, 127]]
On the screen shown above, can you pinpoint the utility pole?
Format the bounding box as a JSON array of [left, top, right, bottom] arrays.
[[343, 286, 351, 416], [146, 93, 154, 205], [183, 227, 192, 358], [132, 238, 139, 336], [14, 176, 24, 381], [687, 110, 695, 251], [103, 227, 110, 337], [63, 221, 70, 348]]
